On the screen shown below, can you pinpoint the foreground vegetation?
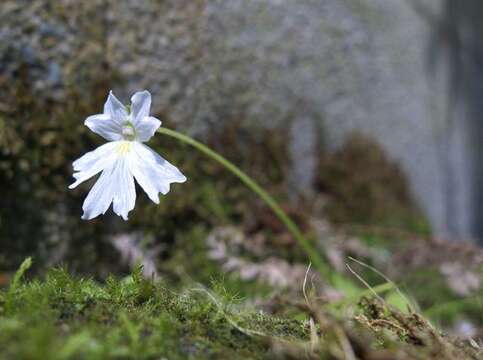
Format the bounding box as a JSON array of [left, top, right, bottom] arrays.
[[0, 259, 480, 359]]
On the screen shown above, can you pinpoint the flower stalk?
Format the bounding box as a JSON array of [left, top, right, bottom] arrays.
[[157, 127, 337, 284]]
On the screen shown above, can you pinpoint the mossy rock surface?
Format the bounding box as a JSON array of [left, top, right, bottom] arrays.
[[0, 266, 308, 360], [0, 262, 480, 360]]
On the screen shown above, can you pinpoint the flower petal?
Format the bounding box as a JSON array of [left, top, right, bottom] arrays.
[[130, 90, 151, 126], [111, 157, 136, 220], [127, 151, 159, 204], [135, 116, 162, 142], [84, 114, 123, 141], [69, 142, 119, 189], [104, 91, 127, 124], [81, 163, 115, 220], [129, 143, 186, 202], [138, 143, 187, 189], [72, 142, 119, 172]]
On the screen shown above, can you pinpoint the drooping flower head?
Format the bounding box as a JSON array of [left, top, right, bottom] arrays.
[[70, 90, 186, 220]]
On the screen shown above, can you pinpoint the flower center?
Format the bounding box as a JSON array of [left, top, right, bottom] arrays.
[[122, 122, 136, 141], [117, 141, 132, 155]]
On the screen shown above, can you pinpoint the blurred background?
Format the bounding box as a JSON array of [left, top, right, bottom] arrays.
[[0, 0, 482, 338]]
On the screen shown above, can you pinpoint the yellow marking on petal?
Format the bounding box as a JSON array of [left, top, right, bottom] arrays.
[[117, 141, 132, 155]]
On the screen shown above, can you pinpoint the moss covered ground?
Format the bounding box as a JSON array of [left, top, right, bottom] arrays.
[[0, 259, 480, 360], [0, 259, 307, 360]]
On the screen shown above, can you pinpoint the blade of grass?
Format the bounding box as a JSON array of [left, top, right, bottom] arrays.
[[348, 256, 414, 311], [5, 257, 32, 313]]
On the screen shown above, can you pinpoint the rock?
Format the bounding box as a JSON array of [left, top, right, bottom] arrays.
[[2, 0, 482, 241]]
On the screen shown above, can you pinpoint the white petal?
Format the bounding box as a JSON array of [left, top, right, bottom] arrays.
[[135, 116, 161, 142], [80, 156, 137, 221], [103, 91, 127, 124], [81, 164, 116, 220], [72, 142, 119, 172], [69, 142, 119, 189], [127, 150, 159, 204], [84, 114, 123, 141], [111, 158, 136, 220], [139, 143, 187, 188], [130, 143, 186, 201], [130, 90, 151, 126]]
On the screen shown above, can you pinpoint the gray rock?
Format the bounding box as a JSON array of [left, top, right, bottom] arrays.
[[1, 0, 482, 241]]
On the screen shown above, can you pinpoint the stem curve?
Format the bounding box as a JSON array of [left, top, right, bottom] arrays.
[[157, 127, 334, 282]]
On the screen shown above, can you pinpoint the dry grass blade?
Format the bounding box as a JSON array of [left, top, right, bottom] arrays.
[[303, 262, 312, 307], [346, 263, 384, 303], [348, 256, 414, 311]]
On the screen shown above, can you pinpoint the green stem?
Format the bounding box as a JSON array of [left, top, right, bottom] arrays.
[[157, 127, 334, 283]]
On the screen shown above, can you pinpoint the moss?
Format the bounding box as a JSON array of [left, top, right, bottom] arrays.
[[0, 264, 309, 360], [1, 260, 480, 360]]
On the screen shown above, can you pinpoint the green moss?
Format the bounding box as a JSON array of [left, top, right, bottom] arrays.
[[1, 260, 480, 360], [0, 264, 308, 360]]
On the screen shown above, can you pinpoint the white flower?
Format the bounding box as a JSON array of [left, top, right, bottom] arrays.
[[69, 90, 187, 220]]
